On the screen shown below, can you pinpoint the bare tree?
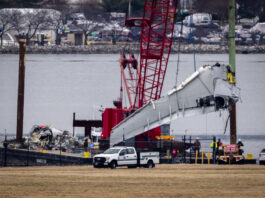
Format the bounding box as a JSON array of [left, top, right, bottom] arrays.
[[0, 9, 14, 46], [10, 10, 25, 35], [25, 10, 52, 45], [73, 0, 103, 45], [47, 0, 74, 45], [48, 9, 66, 45], [99, 0, 128, 13], [73, 18, 99, 46], [81, 0, 106, 21], [9, 9, 51, 45]]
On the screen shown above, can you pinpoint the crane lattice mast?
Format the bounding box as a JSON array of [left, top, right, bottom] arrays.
[[122, 0, 178, 109]]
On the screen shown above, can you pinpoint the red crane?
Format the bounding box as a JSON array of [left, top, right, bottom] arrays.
[[101, 0, 178, 143]]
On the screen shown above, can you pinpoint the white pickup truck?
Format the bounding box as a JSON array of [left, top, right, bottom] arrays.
[[93, 146, 159, 169]]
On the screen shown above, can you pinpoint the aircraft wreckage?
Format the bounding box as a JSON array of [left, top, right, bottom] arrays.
[[110, 63, 240, 146], [25, 125, 83, 150]]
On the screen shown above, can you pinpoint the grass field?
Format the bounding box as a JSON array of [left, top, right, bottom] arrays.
[[0, 164, 265, 198]]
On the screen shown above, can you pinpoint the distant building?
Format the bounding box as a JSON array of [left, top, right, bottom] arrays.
[[183, 13, 212, 26], [61, 24, 85, 45]]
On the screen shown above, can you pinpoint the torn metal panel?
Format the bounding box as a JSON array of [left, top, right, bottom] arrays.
[[110, 64, 240, 146], [27, 125, 82, 150]]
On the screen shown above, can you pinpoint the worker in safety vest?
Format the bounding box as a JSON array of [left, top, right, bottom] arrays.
[[211, 139, 218, 163], [227, 65, 236, 84], [211, 140, 219, 154], [210, 141, 217, 149]]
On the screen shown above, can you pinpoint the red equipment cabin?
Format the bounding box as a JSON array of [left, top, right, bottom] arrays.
[[102, 0, 178, 145]]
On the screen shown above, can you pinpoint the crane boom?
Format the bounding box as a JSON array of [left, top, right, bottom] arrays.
[[101, 0, 178, 142], [123, 0, 178, 109]]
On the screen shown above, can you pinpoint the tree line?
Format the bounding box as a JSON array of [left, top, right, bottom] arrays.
[[1, 0, 264, 22], [1, 0, 265, 46], [0, 8, 63, 46], [0, 0, 144, 13], [193, 0, 265, 22], [0, 0, 145, 46]]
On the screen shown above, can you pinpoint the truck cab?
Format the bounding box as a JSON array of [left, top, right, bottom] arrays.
[[93, 146, 159, 169]]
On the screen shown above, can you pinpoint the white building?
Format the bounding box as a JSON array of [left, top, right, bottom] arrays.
[[183, 13, 212, 26]]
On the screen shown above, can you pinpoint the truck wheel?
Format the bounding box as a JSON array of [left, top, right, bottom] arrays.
[[146, 160, 154, 168], [110, 161, 117, 169], [128, 165, 137, 168]]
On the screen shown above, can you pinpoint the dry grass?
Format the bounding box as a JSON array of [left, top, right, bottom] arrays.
[[0, 164, 265, 198]]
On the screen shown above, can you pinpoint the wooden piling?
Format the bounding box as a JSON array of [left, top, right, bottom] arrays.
[[16, 39, 26, 142]]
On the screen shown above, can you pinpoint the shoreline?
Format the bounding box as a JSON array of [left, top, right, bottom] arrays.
[[1, 43, 265, 54]]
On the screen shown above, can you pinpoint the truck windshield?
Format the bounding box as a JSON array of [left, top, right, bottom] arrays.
[[103, 148, 120, 154]]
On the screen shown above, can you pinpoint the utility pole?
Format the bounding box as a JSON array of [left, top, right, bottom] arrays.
[[228, 0, 237, 144], [16, 38, 26, 142]]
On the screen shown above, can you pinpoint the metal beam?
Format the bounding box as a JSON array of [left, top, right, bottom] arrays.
[[72, 112, 102, 139], [73, 120, 102, 127]]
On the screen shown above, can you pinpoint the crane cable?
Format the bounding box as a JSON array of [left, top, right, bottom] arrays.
[[223, 110, 230, 134], [175, 0, 184, 86], [190, 13, 197, 72]]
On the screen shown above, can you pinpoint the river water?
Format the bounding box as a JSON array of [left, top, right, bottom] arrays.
[[0, 53, 265, 157]]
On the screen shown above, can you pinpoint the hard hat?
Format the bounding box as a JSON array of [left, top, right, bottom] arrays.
[[238, 139, 241, 141], [196, 137, 199, 140]]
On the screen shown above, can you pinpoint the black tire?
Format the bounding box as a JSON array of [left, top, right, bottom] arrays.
[[93, 162, 100, 168], [146, 160, 154, 168], [109, 161, 117, 169], [127, 165, 137, 168]]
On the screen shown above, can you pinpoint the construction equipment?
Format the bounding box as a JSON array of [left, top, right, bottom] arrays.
[[217, 144, 244, 164], [101, 0, 178, 144], [101, 0, 240, 148]]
